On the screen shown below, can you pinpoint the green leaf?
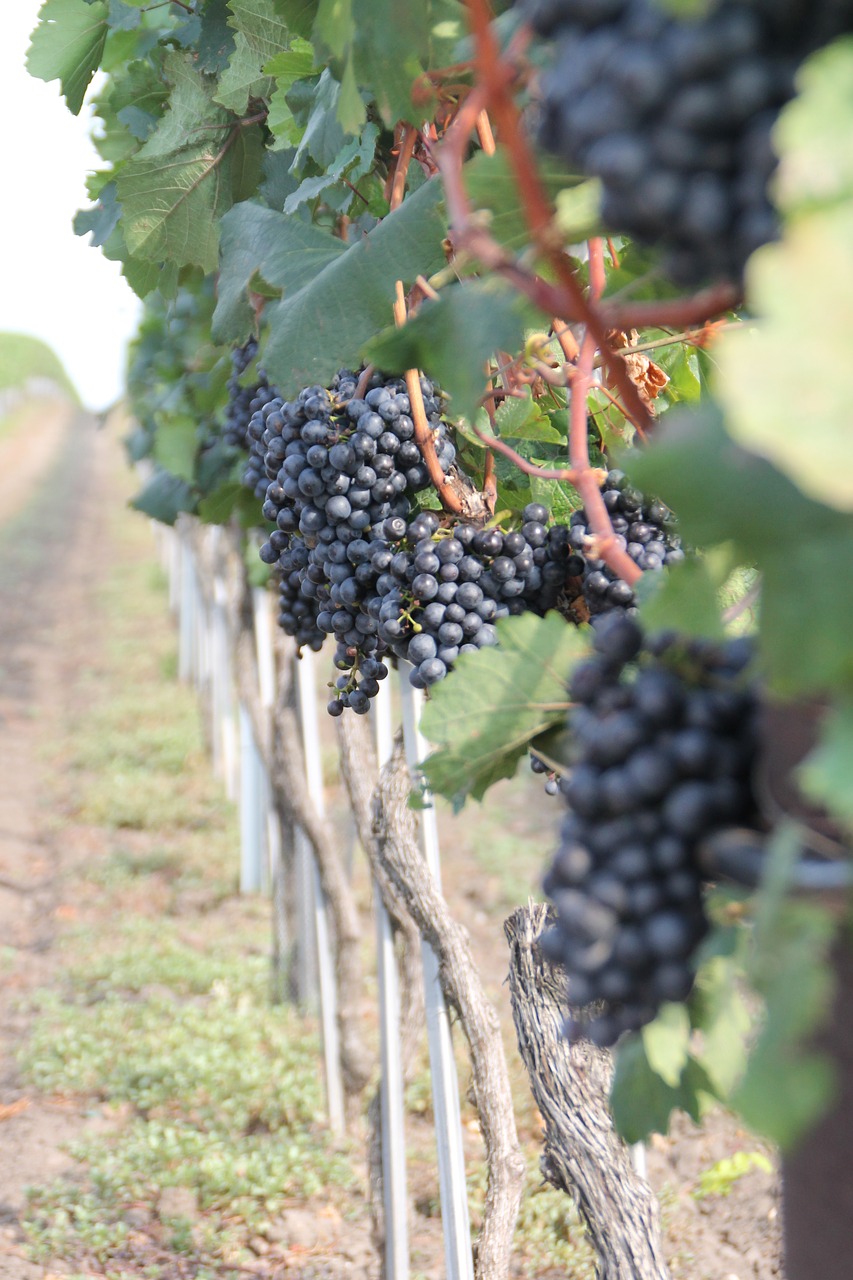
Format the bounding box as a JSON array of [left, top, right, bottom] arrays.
[[27, 0, 109, 115], [464, 149, 600, 252], [194, 0, 237, 71], [131, 470, 195, 525], [610, 1036, 716, 1144], [495, 391, 564, 444], [798, 698, 853, 834], [635, 557, 725, 641], [152, 415, 198, 482], [642, 1003, 691, 1088], [420, 612, 583, 808], [293, 68, 346, 169], [715, 208, 853, 513], [775, 41, 853, 218], [274, 0, 318, 40], [730, 828, 839, 1148], [690, 953, 751, 1096], [214, 0, 292, 113], [350, 0, 427, 125], [312, 0, 353, 55], [74, 180, 121, 246], [265, 41, 316, 147], [115, 53, 243, 271], [366, 280, 530, 424], [283, 122, 378, 213], [628, 408, 853, 697], [213, 201, 345, 343], [198, 480, 248, 524], [710, 46, 853, 513], [261, 178, 448, 390], [733, 1044, 835, 1151]]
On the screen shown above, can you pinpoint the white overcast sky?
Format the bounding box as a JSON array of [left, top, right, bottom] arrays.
[[1, 2, 142, 410]]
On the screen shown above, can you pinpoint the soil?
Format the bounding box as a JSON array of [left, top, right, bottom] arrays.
[[0, 401, 784, 1280]]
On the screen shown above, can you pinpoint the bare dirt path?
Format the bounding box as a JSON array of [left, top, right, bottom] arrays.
[[0, 403, 111, 1277]]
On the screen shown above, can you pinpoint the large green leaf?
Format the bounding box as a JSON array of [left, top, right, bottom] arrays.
[[610, 1036, 716, 1144], [642, 1003, 691, 1088], [420, 612, 584, 808], [152, 414, 198, 482], [261, 178, 448, 390], [728, 829, 838, 1148], [213, 202, 346, 342], [131, 470, 195, 524], [366, 280, 531, 423], [115, 53, 253, 271], [799, 698, 853, 835], [464, 149, 600, 252], [713, 44, 853, 512], [627, 409, 853, 697], [27, 0, 109, 115]]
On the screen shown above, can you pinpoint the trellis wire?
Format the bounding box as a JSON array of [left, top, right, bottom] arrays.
[[372, 678, 410, 1280], [399, 674, 475, 1280]]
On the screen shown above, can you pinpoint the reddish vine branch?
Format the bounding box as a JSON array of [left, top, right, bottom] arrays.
[[392, 281, 465, 515], [564, 241, 643, 586]]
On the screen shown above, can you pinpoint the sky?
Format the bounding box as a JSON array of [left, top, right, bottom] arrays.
[[0, 2, 142, 411]]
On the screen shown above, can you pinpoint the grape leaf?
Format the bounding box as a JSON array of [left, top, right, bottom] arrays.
[[115, 53, 252, 271], [715, 209, 853, 513], [292, 68, 347, 168], [610, 1035, 716, 1144], [265, 41, 316, 148], [131, 470, 195, 524], [213, 201, 346, 342], [464, 149, 599, 252], [627, 408, 853, 697], [774, 41, 853, 218], [283, 122, 378, 214], [420, 612, 584, 808], [27, 0, 109, 115], [349, 0, 429, 125], [151, 414, 198, 482], [74, 180, 121, 246], [214, 0, 291, 113], [642, 1003, 691, 1088], [690, 953, 751, 1096], [275, 0, 318, 40], [727, 829, 838, 1148], [798, 699, 853, 835], [713, 45, 853, 513], [261, 178, 448, 390], [365, 280, 531, 424], [635, 558, 725, 641]]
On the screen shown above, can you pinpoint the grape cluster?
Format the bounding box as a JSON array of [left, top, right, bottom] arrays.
[[541, 612, 757, 1046], [220, 337, 274, 468], [359, 502, 585, 696], [250, 369, 459, 707], [572, 468, 684, 618], [525, 0, 853, 285]]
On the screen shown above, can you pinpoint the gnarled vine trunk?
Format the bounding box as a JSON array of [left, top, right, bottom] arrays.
[[505, 904, 670, 1280]]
